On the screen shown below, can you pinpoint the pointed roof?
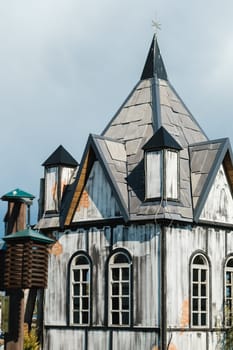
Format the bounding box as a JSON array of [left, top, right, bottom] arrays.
[[3, 228, 54, 244], [189, 138, 233, 223], [41, 36, 217, 228], [1, 188, 35, 201], [141, 35, 167, 80], [42, 145, 78, 167], [142, 126, 182, 151], [61, 134, 129, 227]]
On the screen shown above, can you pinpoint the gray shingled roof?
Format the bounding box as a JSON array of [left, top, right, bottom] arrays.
[[101, 37, 208, 222], [41, 36, 233, 228]]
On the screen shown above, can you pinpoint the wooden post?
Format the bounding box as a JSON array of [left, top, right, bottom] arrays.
[[5, 201, 27, 350]]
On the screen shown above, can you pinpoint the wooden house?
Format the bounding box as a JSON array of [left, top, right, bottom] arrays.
[[37, 35, 233, 349]]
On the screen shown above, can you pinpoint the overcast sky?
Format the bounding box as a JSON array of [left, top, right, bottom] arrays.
[[1, 0, 233, 230]]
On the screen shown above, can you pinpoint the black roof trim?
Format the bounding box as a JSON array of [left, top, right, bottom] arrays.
[[141, 35, 167, 81], [142, 126, 182, 151], [42, 145, 78, 167]]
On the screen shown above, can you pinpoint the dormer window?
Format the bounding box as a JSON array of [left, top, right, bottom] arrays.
[[42, 145, 78, 214], [143, 127, 182, 201]]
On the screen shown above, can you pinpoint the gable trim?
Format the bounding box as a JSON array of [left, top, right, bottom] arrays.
[[193, 138, 233, 223], [63, 135, 129, 226]]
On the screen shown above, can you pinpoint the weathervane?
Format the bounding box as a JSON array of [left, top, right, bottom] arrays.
[[152, 19, 161, 37]]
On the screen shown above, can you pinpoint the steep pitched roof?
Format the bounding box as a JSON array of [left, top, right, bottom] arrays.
[[60, 35, 229, 226], [61, 134, 129, 226], [42, 145, 78, 167], [142, 126, 182, 151], [141, 34, 167, 81], [189, 138, 233, 223], [99, 37, 207, 222]]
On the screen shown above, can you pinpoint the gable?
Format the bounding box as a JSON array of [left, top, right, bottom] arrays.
[[72, 160, 121, 222], [200, 164, 233, 224]]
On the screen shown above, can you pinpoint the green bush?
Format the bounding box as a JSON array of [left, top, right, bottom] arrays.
[[23, 328, 39, 350]]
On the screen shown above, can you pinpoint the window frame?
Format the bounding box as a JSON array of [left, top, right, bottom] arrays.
[[190, 253, 209, 328], [224, 256, 233, 327], [69, 252, 92, 326], [108, 250, 132, 327], [144, 148, 179, 201]]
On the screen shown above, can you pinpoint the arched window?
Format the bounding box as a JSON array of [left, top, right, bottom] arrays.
[[190, 254, 209, 327], [70, 253, 91, 325], [225, 257, 233, 326], [108, 251, 132, 326]]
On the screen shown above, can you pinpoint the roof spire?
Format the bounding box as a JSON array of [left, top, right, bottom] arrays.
[[140, 35, 167, 81]]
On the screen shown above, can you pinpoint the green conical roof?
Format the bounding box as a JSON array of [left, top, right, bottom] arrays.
[[3, 228, 54, 244], [1, 188, 35, 201]]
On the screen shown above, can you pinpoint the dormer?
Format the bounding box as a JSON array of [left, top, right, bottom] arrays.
[[42, 145, 78, 215], [142, 127, 182, 201]]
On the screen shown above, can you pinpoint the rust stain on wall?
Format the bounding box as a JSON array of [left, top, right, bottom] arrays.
[[77, 190, 90, 212], [180, 298, 189, 333], [49, 241, 63, 256]]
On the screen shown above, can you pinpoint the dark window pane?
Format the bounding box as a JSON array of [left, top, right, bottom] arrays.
[[73, 284, 80, 296], [226, 286, 232, 298], [82, 283, 89, 296], [82, 269, 89, 282], [112, 297, 119, 310], [193, 299, 198, 311], [122, 297, 129, 310], [201, 284, 206, 296], [122, 283, 129, 295], [82, 312, 88, 324], [112, 283, 119, 295], [82, 297, 89, 310], [122, 312, 129, 325], [192, 313, 198, 326], [193, 255, 205, 265], [193, 283, 198, 296], [76, 256, 88, 265], [227, 259, 233, 268], [226, 271, 231, 284], [112, 268, 119, 281], [201, 313, 206, 326], [73, 270, 80, 281], [226, 299, 232, 309], [73, 311, 79, 324], [201, 270, 206, 282], [201, 299, 206, 311], [114, 254, 129, 264], [122, 268, 129, 281], [73, 298, 80, 310], [112, 312, 119, 325], [193, 269, 198, 281]]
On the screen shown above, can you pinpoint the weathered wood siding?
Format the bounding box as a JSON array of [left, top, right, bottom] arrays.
[[167, 331, 224, 350], [44, 329, 157, 350], [45, 230, 87, 325], [166, 225, 206, 328], [88, 227, 111, 325], [72, 161, 121, 222], [166, 225, 233, 349], [45, 224, 160, 328], [112, 331, 157, 349], [44, 329, 85, 350], [200, 164, 233, 224], [112, 224, 160, 327]]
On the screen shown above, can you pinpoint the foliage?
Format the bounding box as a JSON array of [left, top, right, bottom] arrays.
[[223, 327, 233, 350], [23, 328, 39, 350]]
